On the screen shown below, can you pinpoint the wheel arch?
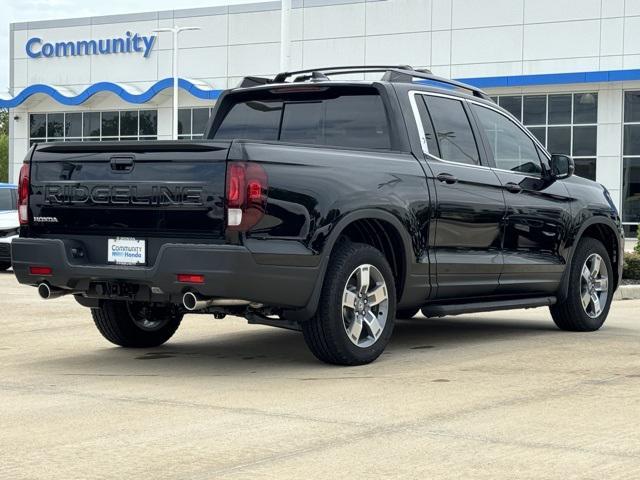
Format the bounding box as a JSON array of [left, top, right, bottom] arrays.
[[284, 209, 416, 322], [558, 216, 623, 302]]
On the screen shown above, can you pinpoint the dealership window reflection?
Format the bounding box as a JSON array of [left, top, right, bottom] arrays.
[[492, 92, 598, 180], [29, 110, 158, 144], [178, 107, 214, 139], [623, 91, 640, 224]]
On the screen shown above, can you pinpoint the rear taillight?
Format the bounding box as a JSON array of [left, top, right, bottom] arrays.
[[18, 163, 30, 225], [225, 162, 268, 231]]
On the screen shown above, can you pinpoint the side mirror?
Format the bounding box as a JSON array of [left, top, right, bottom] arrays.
[[549, 154, 574, 180]]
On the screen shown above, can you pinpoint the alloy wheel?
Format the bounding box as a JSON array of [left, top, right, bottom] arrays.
[[342, 264, 389, 348], [580, 253, 609, 319]]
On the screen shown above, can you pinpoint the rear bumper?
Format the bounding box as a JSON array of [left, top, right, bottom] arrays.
[[11, 238, 321, 308]]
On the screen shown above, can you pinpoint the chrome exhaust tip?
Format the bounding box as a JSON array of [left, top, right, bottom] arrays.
[[37, 283, 68, 300], [182, 292, 251, 311], [182, 291, 212, 311]]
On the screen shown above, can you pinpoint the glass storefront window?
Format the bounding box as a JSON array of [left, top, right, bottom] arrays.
[[178, 109, 191, 136], [493, 92, 598, 181], [30, 110, 159, 143], [574, 93, 598, 124], [572, 126, 597, 156], [139, 110, 157, 137], [192, 108, 211, 137], [65, 113, 82, 138], [84, 112, 101, 137], [623, 91, 640, 224], [120, 111, 138, 136], [47, 113, 64, 138], [547, 126, 571, 155], [574, 158, 596, 182], [622, 158, 640, 223], [548, 94, 571, 125], [498, 96, 522, 121], [101, 112, 119, 137], [29, 114, 46, 138], [177, 107, 214, 139], [523, 95, 546, 125]]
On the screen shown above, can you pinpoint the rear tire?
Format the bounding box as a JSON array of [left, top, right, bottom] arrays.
[[302, 241, 396, 366], [550, 237, 613, 332], [0, 262, 10, 271], [92, 300, 183, 348]]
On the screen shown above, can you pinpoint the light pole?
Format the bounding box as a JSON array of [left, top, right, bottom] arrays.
[[280, 0, 291, 72], [153, 26, 201, 140]]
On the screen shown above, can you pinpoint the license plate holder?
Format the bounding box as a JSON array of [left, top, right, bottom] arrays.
[[108, 237, 146, 266]]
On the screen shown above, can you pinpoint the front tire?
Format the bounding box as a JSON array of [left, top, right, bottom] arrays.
[[550, 237, 613, 332], [302, 241, 396, 365], [92, 301, 183, 348]]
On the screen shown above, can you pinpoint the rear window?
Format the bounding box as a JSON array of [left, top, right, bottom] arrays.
[[213, 89, 391, 150], [0, 189, 15, 211]]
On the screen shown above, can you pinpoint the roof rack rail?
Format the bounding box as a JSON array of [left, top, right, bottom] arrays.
[[238, 65, 493, 101], [273, 65, 414, 83], [386, 68, 493, 101]]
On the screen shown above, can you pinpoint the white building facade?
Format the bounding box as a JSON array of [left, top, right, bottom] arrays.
[[3, 0, 640, 234]]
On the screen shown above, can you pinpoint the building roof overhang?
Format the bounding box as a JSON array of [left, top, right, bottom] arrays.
[[0, 78, 223, 108]]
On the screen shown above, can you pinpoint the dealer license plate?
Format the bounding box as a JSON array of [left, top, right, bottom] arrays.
[[108, 237, 146, 265]]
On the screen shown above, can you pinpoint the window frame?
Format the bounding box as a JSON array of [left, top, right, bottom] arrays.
[[409, 90, 550, 176], [409, 91, 486, 168]]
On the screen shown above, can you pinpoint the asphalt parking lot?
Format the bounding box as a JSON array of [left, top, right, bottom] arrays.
[[1, 271, 639, 479]]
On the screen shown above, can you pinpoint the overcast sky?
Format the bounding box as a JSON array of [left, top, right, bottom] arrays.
[[1, 0, 273, 94]]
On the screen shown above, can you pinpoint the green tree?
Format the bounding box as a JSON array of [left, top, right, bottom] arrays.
[[0, 108, 7, 135], [0, 134, 7, 183]]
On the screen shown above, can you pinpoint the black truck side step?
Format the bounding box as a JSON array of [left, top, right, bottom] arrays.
[[421, 296, 557, 318]]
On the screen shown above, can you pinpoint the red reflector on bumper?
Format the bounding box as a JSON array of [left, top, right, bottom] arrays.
[[30, 266, 52, 276], [177, 274, 205, 284]]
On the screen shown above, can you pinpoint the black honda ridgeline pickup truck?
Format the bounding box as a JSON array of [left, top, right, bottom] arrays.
[[13, 66, 624, 365]]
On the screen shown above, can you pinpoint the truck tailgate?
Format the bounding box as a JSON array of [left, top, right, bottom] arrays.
[[26, 141, 230, 264]]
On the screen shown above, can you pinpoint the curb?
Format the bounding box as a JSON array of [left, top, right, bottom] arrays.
[[614, 285, 640, 301]]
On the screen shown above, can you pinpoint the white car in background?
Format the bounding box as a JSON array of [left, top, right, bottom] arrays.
[[0, 184, 19, 271]]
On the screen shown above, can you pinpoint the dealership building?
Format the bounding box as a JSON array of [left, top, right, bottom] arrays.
[[3, 0, 640, 234]]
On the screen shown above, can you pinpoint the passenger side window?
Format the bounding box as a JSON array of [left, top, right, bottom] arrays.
[[473, 104, 543, 175], [422, 95, 480, 165]]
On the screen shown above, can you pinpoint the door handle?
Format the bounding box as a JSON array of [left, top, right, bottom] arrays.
[[110, 156, 135, 173], [436, 173, 458, 184], [504, 182, 523, 194]]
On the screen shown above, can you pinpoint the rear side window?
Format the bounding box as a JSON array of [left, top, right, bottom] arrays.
[[422, 95, 480, 165], [0, 189, 15, 211], [214, 91, 391, 150]]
